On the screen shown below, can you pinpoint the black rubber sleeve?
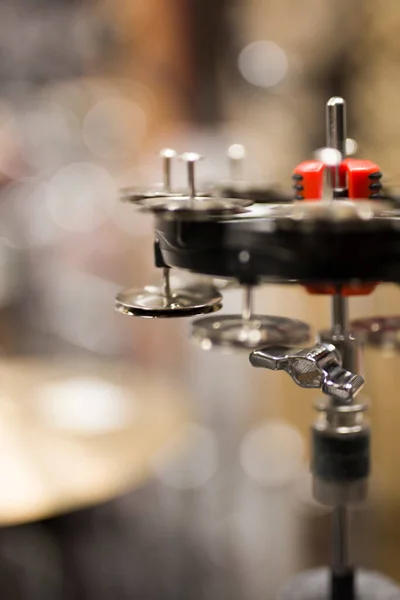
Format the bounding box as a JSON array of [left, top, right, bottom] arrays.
[[312, 428, 370, 481]]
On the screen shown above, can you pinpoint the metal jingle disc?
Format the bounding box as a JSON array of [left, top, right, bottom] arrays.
[[115, 284, 223, 318], [168, 272, 237, 291], [139, 195, 253, 219], [351, 315, 400, 349], [152, 271, 236, 292], [191, 314, 311, 350], [211, 277, 238, 290], [215, 183, 292, 204], [270, 199, 396, 230], [120, 187, 210, 205], [273, 198, 393, 222], [120, 187, 180, 204]]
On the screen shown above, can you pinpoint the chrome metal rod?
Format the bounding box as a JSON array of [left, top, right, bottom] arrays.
[[332, 292, 348, 337], [163, 158, 172, 193], [160, 148, 176, 193], [229, 158, 243, 184], [228, 144, 246, 183], [162, 267, 171, 299], [188, 161, 196, 201], [326, 97, 347, 190], [326, 97, 347, 156], [330, 290, 354, 594], [322, 165, 334, 202], [331, 290, 356, 377], [181, 152, 201, 204], [332, 504, 350, 575], [324, 97, 356, 600], [242, 286, 253, 321]]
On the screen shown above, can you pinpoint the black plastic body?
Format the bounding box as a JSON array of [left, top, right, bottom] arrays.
[[155, 214, 400, 284]]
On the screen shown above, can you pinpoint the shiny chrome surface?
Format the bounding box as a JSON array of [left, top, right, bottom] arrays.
[[313, 478, 368, 506], [138, 148, 254, 218], [161, 147, 177, 193], [115, 282, 223, 318], [326, 96, 347, 190], [270, 198, 395, 224], [121, 147, 181, 204], [140, 195, 253, 218], [180, 151, 203, 200], [192, 314, 310, 351], [250, 343, 364, 402]]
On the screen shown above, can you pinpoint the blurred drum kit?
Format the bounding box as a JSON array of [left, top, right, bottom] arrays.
[[117, 97, 400, 599]]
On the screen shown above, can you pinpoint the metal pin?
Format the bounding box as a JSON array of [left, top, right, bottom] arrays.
[[161, 267, 171, 300], [326, 97, 347, 191], [332, 290, 348, 337], [332, 504, 350, 576], [242, 285, 253, 322], [314, 147, 341, 202], [160, 148, 177, 193], [181, 152, 203, 202], [326, 97, 347, 157], [228, 144, 246, 183]]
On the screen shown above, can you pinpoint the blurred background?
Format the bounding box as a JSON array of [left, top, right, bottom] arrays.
[[0, 0, 398, 598]]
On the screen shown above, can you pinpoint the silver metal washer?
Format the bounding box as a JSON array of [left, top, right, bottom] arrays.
[[139, 195, 253, 219], [115, 284, 222, 318], [191, 314, 310, 350]]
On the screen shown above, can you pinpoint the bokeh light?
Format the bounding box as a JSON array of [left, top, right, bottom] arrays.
[[36, 378, 134, 435], [82, 97, 147, 160], [153, 424, 219, 490], [238, 41, 288, 88], [240, 420, 305, 487], [314, 147, 342, 166], [37, 266, 123, 354], [227, 144, 246, 161], [346, 138, 358, 156], [46, 162, 116, 232], [15, 101, 80, 172]]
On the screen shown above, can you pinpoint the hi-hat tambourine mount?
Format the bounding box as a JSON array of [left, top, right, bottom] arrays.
[[115, 97, 400, 599]]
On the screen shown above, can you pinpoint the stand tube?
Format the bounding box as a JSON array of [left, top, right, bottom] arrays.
[[327, 97, 355, 600]]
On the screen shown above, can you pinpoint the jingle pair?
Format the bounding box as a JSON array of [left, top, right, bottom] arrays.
[[117, 147, 310, 350]]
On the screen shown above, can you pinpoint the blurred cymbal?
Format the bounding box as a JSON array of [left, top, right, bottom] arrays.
[[0, 357, 189, 526]]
